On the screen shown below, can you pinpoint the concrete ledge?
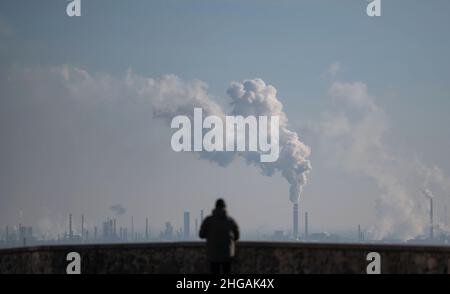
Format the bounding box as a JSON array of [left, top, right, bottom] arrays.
[[1, 242, 450, 274]]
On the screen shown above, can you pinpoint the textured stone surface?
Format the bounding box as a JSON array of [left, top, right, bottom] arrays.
[[1, 242, 449, 274]]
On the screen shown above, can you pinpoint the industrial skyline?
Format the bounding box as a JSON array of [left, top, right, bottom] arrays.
[[1, 197, 449, 249]]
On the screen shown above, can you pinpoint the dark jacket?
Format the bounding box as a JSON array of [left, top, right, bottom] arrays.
[[199, 207, 240, 262]]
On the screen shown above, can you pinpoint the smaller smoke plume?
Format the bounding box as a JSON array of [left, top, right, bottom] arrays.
[[315, 77, 450, 240], [110, 204, 126, 216], [422, 189, 434, 199]]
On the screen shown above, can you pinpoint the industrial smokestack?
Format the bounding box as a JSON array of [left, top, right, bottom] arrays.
[[430, 197, 434, 240], [422, 189, 434, 240], [113, 218, 117, 237], [293, 202, 299, 240], [195, 218, 198, 238], [146, 217, 149, 240], [131, 216, 134, 242], [81, 214, 84, 241], [184, 211, 190, 240], [305, 212, 308, 240], [200, 210, 204, 223], [69, 214, 73, 240]]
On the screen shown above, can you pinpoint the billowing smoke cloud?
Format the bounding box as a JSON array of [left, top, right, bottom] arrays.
[[227, 80, 311, 202], [314, 78, 450, 240], [141, 76, 312, 203], [324, 81, 426, 239], [110, 204, 126, 216]]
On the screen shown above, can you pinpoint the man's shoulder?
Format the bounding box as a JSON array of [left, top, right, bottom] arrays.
[[227, 216, 238, 225]]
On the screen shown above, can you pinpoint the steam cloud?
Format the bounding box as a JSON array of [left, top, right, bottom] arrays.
[[227, 80, 312, 202], [314, 77, 450, 240], [140, 76, 312, 203], [422, 189, 433, 199]]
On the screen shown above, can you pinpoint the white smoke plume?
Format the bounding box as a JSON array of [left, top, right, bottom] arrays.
[[314, 79, 450, 240], [136, 76, 312, 203], [422, 189, 433, 199], [107, 72, 312, 202], [227, 80, 312, 202]]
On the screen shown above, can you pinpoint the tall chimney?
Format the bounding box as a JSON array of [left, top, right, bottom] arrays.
[[5, 226, 8, 242], [195, 218, 198, 238], [69, 214, 73, 240], [145, 217, 149, 240], [422, 190, 434, 241], [184, 211, 190, 240], [113, 219, 117, 237], [304, 212, 308, 240], [200, 210, 204, 223], [131, 216, 134, 241], [293, 202, 299, 240], [430, 197, 434, 240], [81, 214, 84, 241]]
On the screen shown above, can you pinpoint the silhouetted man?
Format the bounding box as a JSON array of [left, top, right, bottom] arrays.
[[199, 199, 239, 274]]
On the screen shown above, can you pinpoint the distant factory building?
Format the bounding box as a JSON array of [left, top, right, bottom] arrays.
[[184, 212, 190, 240]]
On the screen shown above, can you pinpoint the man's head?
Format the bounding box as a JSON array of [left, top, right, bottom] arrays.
[[215, 198, 226, 209]]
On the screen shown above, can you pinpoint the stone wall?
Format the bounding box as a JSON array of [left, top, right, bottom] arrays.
[[1, 242, 450, 274]]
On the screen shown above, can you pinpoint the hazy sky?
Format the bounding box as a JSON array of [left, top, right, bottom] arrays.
[[1, 0, 450, 240]]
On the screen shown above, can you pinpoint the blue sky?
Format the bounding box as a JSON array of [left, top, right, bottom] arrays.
[[1, 0, 450, 239]]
